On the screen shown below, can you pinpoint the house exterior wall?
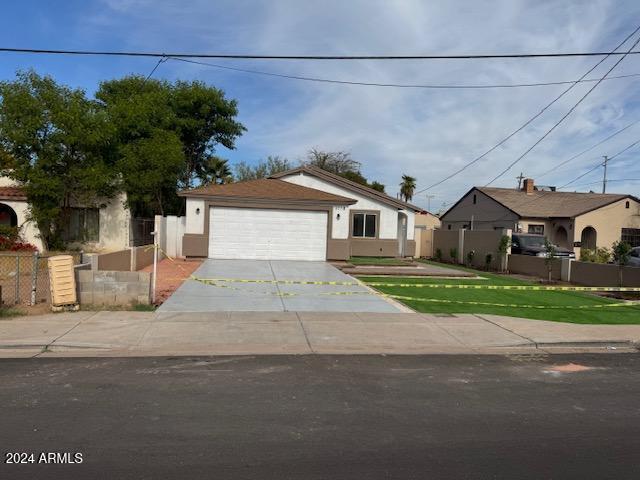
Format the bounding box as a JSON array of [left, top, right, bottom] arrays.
[[1, 199, 44, 251], [574, 198, 640, 254], [97, 193, 130, 252], [185, 198, 205, 234], [441, 189, 518, 231], [279, 172, 415, 240], [415, 212, 441, 230]]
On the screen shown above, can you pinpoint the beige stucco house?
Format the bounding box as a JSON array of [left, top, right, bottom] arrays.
[[179, 166, 421, 261], [0, 177, 131, 252], [440, 178, 640, 258]]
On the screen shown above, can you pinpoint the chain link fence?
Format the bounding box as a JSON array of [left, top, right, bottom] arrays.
[[0, 253, 81, 306]]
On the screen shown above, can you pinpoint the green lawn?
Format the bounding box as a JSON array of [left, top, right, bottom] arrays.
[[349, 256, 413, 266], [359, 262, 640, 324]]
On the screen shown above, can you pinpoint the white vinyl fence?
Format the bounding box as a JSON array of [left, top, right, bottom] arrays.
[[155, 215, 186, 258]]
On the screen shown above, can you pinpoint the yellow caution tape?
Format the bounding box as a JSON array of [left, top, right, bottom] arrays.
[[367, 283, 640, 292], [191, 278, 639, 309], [195, 277, 359, 286], [387, 295, 639, 309]]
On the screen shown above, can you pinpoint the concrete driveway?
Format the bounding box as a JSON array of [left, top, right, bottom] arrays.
[[157, 259, 405, 313]]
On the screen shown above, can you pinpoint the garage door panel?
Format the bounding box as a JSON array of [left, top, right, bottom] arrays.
[[209, 207, 327, 260]]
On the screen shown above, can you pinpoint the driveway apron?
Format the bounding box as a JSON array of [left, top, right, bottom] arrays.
[[157, 259, 403, 313]]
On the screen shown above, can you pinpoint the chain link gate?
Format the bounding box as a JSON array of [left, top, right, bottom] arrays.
[[0, 253, 81, 306]]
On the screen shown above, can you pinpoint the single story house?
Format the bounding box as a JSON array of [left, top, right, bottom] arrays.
[[179, 165, 421, 261], [415, 210, 441, 230], [0, 177, 131, 252], [440, 178, 640, 257]]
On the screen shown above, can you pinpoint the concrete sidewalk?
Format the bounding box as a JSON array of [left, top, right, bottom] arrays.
[[0, 310, 638, 358]]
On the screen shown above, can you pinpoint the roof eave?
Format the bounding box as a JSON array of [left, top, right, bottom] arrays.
[[272, 166, 422, 212], [178, 191, 357, 205]]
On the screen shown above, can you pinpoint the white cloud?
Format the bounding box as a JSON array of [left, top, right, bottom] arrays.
[[92, 0, 640, 209]]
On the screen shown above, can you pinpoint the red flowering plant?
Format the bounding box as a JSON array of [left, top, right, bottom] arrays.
[[0, 226, 38, 252]]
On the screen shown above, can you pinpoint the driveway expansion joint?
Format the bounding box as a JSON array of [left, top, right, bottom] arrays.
[[295, 312, 315, 353], [32, 311, 97, 358], [473, 314, 538, 348]]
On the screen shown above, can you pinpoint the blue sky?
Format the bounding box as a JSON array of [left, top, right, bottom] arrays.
[[1, 0, 640, 211]]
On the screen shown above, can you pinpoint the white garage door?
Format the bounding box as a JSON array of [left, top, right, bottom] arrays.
[[209, 207, 328, 260]]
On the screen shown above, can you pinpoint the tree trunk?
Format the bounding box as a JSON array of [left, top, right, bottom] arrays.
[[156, 191, 164, 216], [618, 265, 624, 287]]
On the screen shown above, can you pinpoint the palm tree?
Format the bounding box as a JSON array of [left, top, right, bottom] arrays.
[[399, 175, 417, 202], [197, 156, 232, 185]]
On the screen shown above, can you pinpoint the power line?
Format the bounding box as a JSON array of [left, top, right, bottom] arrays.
[[170, 57, 640, 89], [571, 178, 640, 188], [144, 57, 167, 82], [3, 46, 640, 60], [558, 137, 640, 189], [535, 119, 640, 178], [415, 26, 640, 195], [484, 26, 640, 186], [443, 137, 640, 225]]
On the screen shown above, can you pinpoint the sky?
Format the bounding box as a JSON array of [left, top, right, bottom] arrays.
[[1, 0, 640, 212]]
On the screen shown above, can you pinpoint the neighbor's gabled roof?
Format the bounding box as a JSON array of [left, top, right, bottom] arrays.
[[467, 186, 636, 218], [179, 178, 356, 205], [271, 165, 423, 212], [0, 186, 27, 201]]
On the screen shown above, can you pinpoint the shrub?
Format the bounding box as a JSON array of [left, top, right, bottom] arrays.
[[612, 241, 632, 287], [466, 250, 475, 266], [449, 247, 458, 263], [580, 247, 611, 263], [0, 236, 37, 252], [485, 252, 493, 270], [435, 248, 443, 262], [0, 225, 20, 243], [10, 242, 38, 252], [498, 235, 510, 254]]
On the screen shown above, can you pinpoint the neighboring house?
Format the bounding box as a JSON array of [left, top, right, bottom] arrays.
[[0, 177, 131, 252], [415, 211, 441, 230], [440, 178, 640, 257], [413, 210, 441, 258], [179, 166, 421, 261]]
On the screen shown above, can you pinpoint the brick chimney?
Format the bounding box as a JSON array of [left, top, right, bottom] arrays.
[[522, 178, 535, 194]]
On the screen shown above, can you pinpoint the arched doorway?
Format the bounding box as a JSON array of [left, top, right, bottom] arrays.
[[581, 226, 597, 250], [0, 203, 17, 227], [555, 226, 568, 248]]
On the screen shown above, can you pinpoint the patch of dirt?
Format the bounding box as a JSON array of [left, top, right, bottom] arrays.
[[141, 258, 203, 304]]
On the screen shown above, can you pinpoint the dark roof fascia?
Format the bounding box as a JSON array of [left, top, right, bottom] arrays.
[[178, 191, 356, 206], [271, 166, 422, 212]]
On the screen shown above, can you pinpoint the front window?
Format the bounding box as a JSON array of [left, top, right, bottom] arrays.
[[352, 213, 376, 238], [528, 224, 544, 235], [62, 208, 100, 242], [622, 228, 640, 247]]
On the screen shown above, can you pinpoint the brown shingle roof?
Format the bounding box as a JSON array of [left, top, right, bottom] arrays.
[[179, 178, 356, 204], [477, 187, 632, 218], [0, 186, 27, 201]]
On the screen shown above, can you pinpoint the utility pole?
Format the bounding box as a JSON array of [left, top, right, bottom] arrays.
[[425, 194, 435, 211], [516, 172, 525, 190], [602, 156, 608, 194]]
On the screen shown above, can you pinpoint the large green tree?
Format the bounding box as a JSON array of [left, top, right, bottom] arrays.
[[303, 149, 386, 192], [0, 71, 117, 249], [96, 76, 245, 215], [233, 156, 291, 181]]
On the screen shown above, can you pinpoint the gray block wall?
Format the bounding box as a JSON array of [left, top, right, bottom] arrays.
[[76, 270, 151, 306]]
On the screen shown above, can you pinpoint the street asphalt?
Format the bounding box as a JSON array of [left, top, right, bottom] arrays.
[[1, 354, 639, 479]]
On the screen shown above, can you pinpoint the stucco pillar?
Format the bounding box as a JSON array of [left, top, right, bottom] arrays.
[[561, 258, 573, 283]]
